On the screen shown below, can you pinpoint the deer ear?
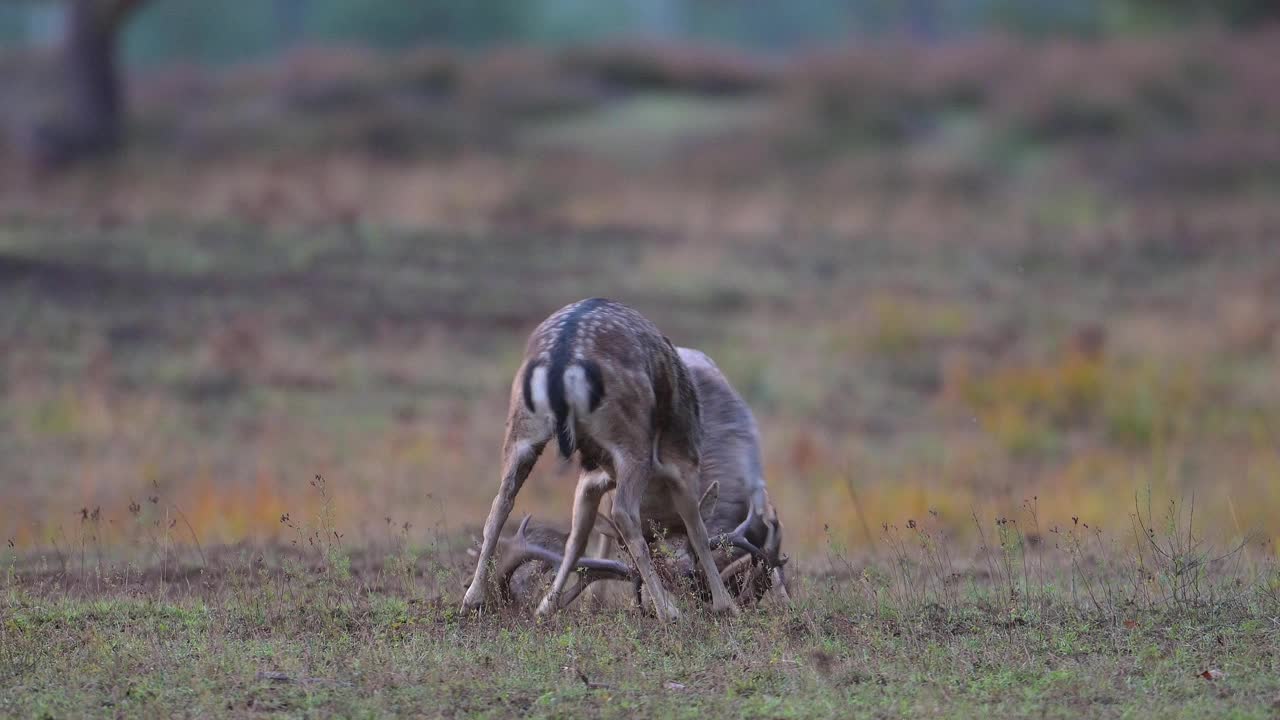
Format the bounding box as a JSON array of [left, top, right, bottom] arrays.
[[698, 480, 719, 519], [594, 512, 621, 540]]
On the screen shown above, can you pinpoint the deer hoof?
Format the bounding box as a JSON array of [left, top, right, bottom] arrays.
[[461, 586, 486, 613], [535, 594, 559, 618], [712, 598, 741, 617], [653, 602, 681, 623]]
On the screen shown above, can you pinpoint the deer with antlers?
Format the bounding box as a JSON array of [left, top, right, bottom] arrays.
[[461, 298, 745, 620], [493, 346, 789, 610]]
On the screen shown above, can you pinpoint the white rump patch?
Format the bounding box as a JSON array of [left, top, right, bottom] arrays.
[[529, 365, 551, 416], [563, 364, 593, 416]]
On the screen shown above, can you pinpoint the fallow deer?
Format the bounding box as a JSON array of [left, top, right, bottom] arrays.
[[494, 346, 789, 609], [460, 298, 738, 621]]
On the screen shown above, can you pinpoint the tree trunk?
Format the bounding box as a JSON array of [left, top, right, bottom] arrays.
[[31, 0, 146, 166], [65, 0, 124, 152]]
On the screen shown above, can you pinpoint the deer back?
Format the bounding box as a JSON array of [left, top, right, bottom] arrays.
[[675, 348, 771, 536], [520, 298, 701, 470]]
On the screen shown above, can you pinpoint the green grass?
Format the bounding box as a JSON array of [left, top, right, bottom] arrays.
[[3, 553, 1278, 719]]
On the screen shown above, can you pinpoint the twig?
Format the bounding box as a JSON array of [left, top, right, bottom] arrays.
[[170, 502, 207, 569]]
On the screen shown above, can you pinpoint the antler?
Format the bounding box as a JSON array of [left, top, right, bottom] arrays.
[[497, 499, 789, 611], [496, 515, 636, 606], [761, 503, 787, 570], [707, 503, 768, 564], [715, 499, 790, 603]]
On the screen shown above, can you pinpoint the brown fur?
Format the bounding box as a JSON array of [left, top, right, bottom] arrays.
[[461, 298, 737, 621], [493, 346, 789, 610], [578, 347, 790, 607]]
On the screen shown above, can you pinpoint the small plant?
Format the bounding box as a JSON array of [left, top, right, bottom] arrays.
[[879, 512, 962, 614], [1051, 514, 1117, 621], [971, 509, 1039, 613], [383, 517, 420, 598], [1129, 490, 1251, 616]]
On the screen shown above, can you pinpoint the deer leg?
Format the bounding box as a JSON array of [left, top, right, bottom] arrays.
[[769, 567, 791, 603], [461, 437, 543, 613], [580, 492, 617, 608], [536, 470, 614, 617], [664, 459, 739, 616], [611, 455, 681, 622]]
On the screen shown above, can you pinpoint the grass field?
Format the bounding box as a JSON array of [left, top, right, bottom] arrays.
[[4, 496, 1279, 718], [2, 30, 1280, 717], [5, 586, 1278, 717]]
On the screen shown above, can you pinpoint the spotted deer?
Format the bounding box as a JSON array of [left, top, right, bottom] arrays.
[[494, 346, 789, 610], [460, 298, 739, 620]]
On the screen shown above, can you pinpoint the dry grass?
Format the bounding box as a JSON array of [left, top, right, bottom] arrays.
[[2, 221, 1278, 554], [2, 32, 1280, 556], [2, 484, 1278, 718]]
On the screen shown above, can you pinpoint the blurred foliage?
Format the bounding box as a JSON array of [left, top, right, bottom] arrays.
[[992, 0, 1280, 34], [1, 12, 1279, 553], [124, 1, 276, 65], [302, 0, 538, 51], [122, 0, 537, 64], [1, 0, 1277, 64]]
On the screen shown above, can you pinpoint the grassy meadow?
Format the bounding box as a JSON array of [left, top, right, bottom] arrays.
[[2, 31, 1280, 717]]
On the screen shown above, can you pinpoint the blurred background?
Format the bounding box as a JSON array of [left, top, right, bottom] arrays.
[[1, 1, 1278, 557]]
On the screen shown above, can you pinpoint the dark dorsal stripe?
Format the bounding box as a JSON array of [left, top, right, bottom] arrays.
[[547, 297, 609, 457], [579, 358, 605, 412]]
